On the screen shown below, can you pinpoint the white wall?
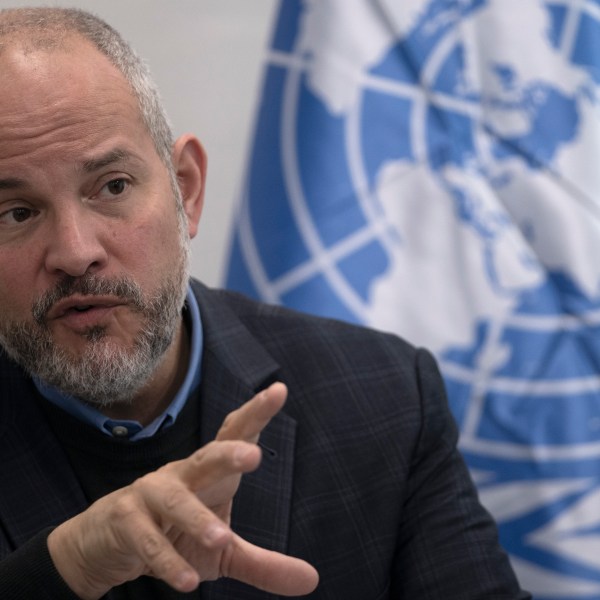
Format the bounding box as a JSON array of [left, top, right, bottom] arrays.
[[4, 0, 278, 286]]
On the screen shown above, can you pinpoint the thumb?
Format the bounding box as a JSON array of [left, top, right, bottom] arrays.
[[222, 536, 319, 597]]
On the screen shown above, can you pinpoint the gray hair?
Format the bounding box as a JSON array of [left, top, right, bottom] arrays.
[[0, 7, 174, 167]]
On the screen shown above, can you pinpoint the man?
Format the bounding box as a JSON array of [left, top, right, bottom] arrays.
[[0, 6, 529, 599]]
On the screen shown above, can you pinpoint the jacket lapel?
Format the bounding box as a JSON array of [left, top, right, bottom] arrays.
[[193, 283, 298, 599]]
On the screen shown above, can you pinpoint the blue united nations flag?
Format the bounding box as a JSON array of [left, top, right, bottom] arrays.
[[225, 1, 600, 596]]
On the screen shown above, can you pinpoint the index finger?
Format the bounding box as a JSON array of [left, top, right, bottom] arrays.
[[216, 382, 287, 444]]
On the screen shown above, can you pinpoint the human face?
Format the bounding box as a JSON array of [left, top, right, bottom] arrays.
[[0, 38, 194, 406]]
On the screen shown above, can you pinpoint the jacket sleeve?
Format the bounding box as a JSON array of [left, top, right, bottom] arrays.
[[0, 527, 80, 599], [391, 348, 531, 599]]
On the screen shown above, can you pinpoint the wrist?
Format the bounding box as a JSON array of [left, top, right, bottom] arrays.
[[47, 518, 107, 600]]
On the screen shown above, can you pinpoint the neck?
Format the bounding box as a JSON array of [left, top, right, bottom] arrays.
[[101, 318, 190, 425]]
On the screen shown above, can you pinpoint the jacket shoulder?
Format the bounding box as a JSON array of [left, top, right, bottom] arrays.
[[198, 284, 419, 360]]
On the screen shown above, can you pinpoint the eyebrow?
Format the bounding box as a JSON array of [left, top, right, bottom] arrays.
[[82, 148, 132, 173], [0, 148, 138, 191], [0, 177, 26, 190]]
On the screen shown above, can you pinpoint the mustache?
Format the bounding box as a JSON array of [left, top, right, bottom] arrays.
[[32, 275, 146, 324]]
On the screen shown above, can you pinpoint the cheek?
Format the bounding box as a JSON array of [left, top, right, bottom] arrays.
[[0, 258, 37, 322], [119, 211, 184, 279]]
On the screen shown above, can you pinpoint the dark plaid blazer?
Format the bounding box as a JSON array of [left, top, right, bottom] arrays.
[[0, 280, 528, 599]]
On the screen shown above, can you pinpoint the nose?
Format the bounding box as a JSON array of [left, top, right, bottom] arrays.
[[44, 206, 108, 277]]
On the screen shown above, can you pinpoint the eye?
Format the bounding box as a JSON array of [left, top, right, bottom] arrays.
[[0, 206, 37, 225], [103, 178, 129, 196], [10, 207, 32, 222]]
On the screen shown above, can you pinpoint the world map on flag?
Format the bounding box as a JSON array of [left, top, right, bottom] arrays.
[[226, 1, 600, 595]]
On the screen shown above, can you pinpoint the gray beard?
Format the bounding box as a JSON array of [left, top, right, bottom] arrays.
[[0, 270, 188, 408]]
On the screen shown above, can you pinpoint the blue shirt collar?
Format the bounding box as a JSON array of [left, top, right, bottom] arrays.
[[34, 285, 203, 441]]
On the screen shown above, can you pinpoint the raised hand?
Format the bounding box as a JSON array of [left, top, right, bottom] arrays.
[[47, 383, 319, 599]]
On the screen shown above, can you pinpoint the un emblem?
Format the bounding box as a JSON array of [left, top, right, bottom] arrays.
[[226, 1, 600, 595]]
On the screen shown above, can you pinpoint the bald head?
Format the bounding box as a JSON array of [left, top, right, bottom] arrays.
[[0, 7, 85, 53], [0, 7, 173, 166]]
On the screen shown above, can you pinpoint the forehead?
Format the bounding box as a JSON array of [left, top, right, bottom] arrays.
[[0, 36, 151, 166], [0, 33, 135, 108]]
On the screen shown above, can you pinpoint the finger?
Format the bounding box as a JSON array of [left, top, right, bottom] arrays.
[[222, 535, 319, 597], [140, 476, 232, 548], [216, 382, 287, 444], [161, 440, 261, 500], [121, 510, 202, 593]]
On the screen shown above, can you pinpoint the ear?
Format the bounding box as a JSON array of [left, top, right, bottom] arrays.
[[171, 134, 207, 239]]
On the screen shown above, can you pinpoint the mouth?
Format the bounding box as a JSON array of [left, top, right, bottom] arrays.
[[70, 304, 94, 312], [47, 296, 125, 331]]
